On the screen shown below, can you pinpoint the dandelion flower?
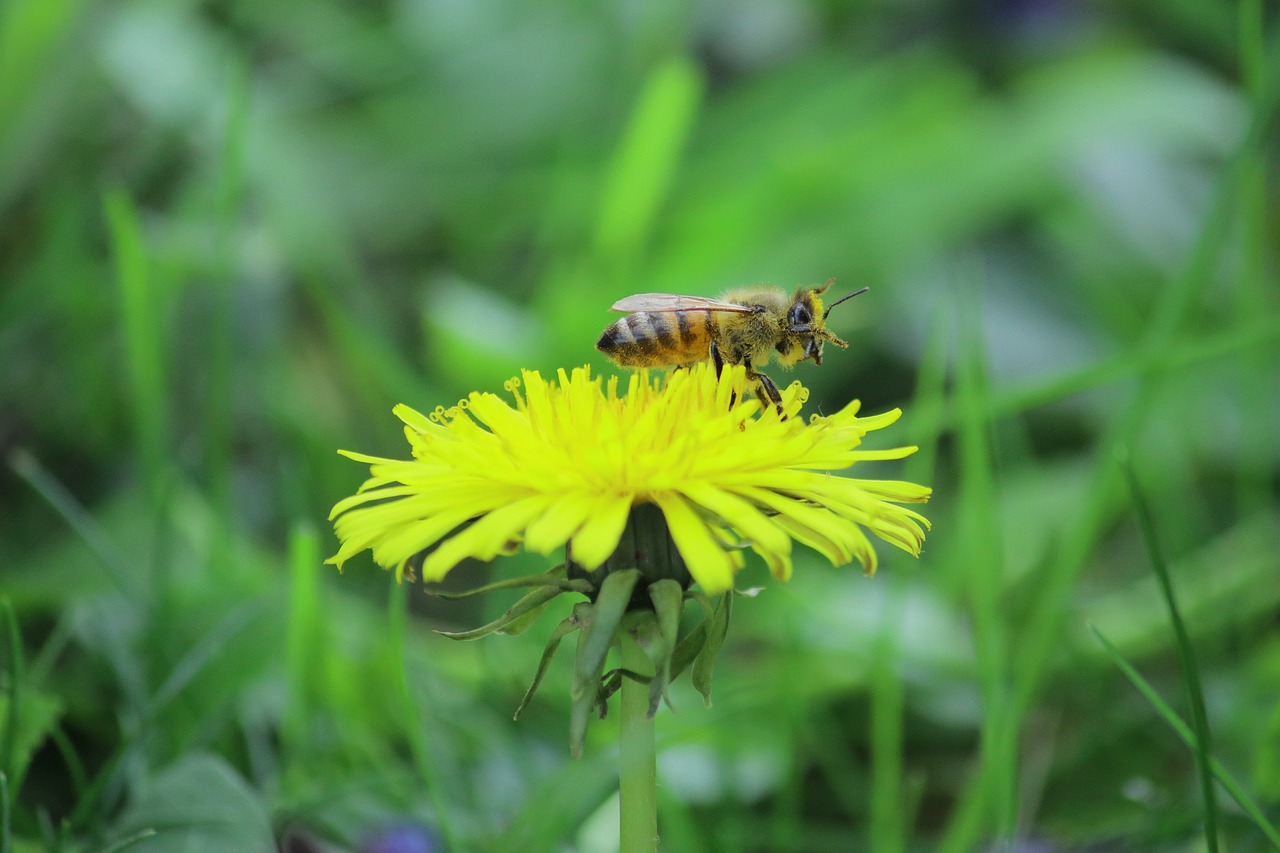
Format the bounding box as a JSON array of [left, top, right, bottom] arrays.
[[328, 362, 930, 594]]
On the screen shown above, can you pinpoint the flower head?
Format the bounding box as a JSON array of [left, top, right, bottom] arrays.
[[328, 362, 930, 594]]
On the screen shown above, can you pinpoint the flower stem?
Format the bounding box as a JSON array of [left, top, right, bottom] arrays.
[[618, 621, 658, 853]]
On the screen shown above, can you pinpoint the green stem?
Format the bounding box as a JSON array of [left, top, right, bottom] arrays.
[[619, 624, 658, 853]]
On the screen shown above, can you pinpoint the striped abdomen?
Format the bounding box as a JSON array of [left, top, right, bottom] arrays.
[[596, 311, 716, 367]]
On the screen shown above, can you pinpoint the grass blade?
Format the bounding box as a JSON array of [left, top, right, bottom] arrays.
[[148, 603, 259, 716], [593, 56, 703, 266], [1121, 456, 1219, 851], [903, 294, 950, 486], [65, 601, 261, 834], [283, 523, 322, 759], [6, 450, 142, 598], [1010, 57, 1280, 733], [1239, 0, 1265, 104], [1092, 626, 1280, 849], [99, 828, 157, 853], [104, 189, 168, 503], [1234, 0, 1274, 521], [1, 770, 8, 853], [205, 58, 250, 525], [0, 602, 21, 792], [940, 268, 1015, 851], [868, 592, 906, 853], [387, 581, 459, 851]]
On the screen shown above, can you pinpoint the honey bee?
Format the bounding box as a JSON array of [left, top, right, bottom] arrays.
[[596, 279, 868, 414]]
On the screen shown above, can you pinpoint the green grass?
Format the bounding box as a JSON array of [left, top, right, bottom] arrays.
[[1121, 457, 1219, 851], [2, 1, 1279, 850]]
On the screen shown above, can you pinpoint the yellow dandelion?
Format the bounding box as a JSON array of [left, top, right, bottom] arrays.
[[328, 361, 930, 594]]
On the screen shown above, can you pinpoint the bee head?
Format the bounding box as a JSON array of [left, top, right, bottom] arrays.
[[776, 280, 864, 365]]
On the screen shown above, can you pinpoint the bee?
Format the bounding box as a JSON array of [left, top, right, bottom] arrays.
[[596, 279, 868, 414]]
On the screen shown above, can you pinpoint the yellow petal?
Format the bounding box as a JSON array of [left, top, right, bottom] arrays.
[[567, 494, 632, 569], [421, 495, 553, 581], [652, 492, 736, 593], [680, 482, 791, 575], [524, 492, 596, 555]]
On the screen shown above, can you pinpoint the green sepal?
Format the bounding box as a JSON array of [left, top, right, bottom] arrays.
[[600, 668, 623, 705], [667, 590, 715, 680], [568, 603, 608, 758], [598, 666, 649, 708], [425, 565, 591, 600], [572, 569, 640, 701], [622, 611, 663, 716], [571, 668, 626, 757], [434, 585, 566, 640], [645, 580, 683, 716], [568, 605, 596, 758], [692, 591, 731, 707], [513, 608, 583, 720], [686, 589, 715, 620], [669, 620, 708, 680], [500, 595, 559, 637]]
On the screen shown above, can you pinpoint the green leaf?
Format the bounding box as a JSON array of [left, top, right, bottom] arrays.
[[0, 692, 60, 800], [0, 603, 62, 804], [107, 754, 274, 853]]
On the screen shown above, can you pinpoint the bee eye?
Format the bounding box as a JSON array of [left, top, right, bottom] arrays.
[[790, 304, 812, 326]]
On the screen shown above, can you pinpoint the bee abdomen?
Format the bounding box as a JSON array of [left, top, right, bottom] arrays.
[[597, 311, 703, 366]]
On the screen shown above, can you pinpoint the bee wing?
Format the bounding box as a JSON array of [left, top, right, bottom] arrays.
[[609, 293, 756, 314]]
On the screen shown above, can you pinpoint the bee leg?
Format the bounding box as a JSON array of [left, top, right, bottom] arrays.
[[710, 340, 736, 407], [743, 358, 786, 419]]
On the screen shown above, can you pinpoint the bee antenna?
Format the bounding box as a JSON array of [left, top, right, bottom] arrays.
[[823, 287, 869, 319]]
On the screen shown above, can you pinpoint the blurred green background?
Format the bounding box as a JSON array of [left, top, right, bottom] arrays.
[[2, 0, 1279, 850]]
